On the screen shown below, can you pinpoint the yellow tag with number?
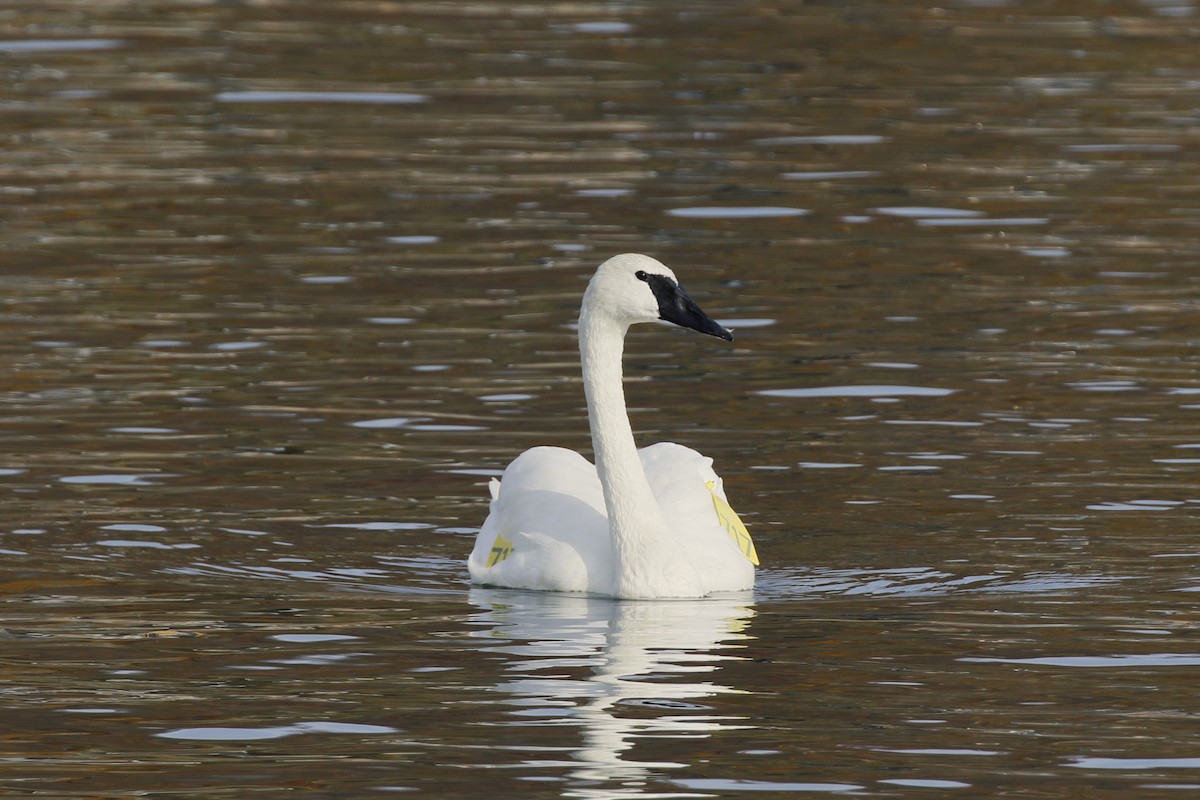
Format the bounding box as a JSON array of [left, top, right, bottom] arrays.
[[486, 531, 515, 567], [706, 481, 759, 565]]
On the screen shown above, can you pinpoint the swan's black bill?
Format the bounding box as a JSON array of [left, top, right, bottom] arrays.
[[640, 272, 734, 341]]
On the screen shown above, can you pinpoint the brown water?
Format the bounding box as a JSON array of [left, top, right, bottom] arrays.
[[3, 1, 1200, 797]]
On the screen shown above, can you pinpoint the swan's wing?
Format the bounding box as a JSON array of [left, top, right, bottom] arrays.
[[469, 446, 611, 593], [640, 442, 759, 568]]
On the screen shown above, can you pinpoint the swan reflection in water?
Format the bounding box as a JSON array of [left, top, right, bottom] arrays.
[[468, 588, 756, 795]]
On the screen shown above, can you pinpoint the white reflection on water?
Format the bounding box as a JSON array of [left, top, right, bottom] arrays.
[[0, 38, 122, 52], [756, 135, 887, 145], [756, 567, 1125, 599], [963, 653, 1200, 668], [916, 216, 1047, 228], [673, 777, 863, 793], [665, 206, 809, 219], [1068, 756, 1200, 769], [759, 385, 955, 399], [875, 206, 983, 219], [568, 21, 634, 34], [468, 590, 755, 797], [59, 473, 178, 486], [157, 720, 397, 741], [215, 90, 429, 104], [715, 318, 776, 329]]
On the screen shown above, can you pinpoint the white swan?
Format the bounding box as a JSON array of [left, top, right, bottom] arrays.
[[468, 253, 757, 599]]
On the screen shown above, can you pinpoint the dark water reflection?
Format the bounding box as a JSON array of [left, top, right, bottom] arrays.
[[4, 0, 1200, 797]]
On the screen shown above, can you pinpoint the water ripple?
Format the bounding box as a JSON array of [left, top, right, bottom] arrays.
[[215, 90, 429, 104], [157, 721, 397, 741]]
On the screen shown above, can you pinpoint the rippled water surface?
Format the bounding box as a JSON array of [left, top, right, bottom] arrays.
[[3, 1, 1200, 797]]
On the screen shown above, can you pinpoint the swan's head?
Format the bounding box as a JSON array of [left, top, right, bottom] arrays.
[[583, 253, 734, 341]]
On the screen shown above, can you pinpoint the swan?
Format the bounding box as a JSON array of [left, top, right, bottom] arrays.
[[468, 253, 757, 599]]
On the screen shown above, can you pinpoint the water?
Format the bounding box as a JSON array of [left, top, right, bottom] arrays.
[[3, 0, 1200, 796]]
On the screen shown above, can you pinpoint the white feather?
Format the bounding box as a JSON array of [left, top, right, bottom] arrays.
[[468, 254, 756, 598]]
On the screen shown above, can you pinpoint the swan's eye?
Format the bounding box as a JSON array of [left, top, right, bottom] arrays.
[[634, 270, 649, 282]]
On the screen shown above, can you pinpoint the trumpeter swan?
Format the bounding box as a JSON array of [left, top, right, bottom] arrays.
[[468, 254, 757, 599]]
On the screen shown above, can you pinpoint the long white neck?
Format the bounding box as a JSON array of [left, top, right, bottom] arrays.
[[578, 307, 677, 597], [580, 307, 676, 587]]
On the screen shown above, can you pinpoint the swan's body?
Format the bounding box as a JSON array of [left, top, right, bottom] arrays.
[[468, 254, 757, 599]]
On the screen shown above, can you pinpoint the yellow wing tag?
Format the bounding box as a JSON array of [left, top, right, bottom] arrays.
[[485, 532, 514, 567], [706, 481, 759, 566]]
